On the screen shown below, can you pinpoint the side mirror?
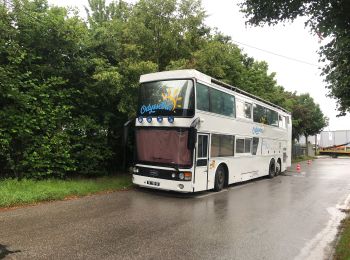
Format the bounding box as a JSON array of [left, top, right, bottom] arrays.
[[187, 127, 197, 150]]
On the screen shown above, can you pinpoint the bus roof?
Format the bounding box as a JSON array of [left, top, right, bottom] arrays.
[[140, 69, 291, 115]]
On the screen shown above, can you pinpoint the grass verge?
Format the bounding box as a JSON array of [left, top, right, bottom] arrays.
[[292, 155, 316, 163], [0, 175, 132, 208], [334, 211, 350, 260]]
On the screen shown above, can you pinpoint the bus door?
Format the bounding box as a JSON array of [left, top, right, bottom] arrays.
[[195, 134, 209, 191]]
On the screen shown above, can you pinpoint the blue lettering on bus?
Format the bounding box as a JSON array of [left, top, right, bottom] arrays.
[[140, 101, 173, 115], [252, 126, 264, 135]]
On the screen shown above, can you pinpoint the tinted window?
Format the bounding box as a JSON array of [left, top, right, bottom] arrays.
[[267, 109, 278, 126], [236, 138, 252, 154], [236, 139, 245, 153], [244, 138, 251, 153], [211, 134, 235, 157], [252, 137, 259, 155], [210, 88, 224, 115], [138, 80, 194, 117], [253, 104, 267, 124], [210, 88, 235, 117], [196, 83, 236, 117], [198, 135, 208, 158], [220, 135, 235, 156], [222, 93, 235, 117], [196, 83, 209, 112]]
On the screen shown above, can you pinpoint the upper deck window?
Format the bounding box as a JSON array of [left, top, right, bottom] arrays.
[[196, 83, 235, 117], [138, 79, 194, 117], [237, 99, 252, 119], [196, 83, 210, 111], [253, 104, 279, 127], [253, 104, 266, 124], [266, 109, 278, 126]]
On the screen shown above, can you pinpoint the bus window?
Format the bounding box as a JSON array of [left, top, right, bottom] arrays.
[[267, 109, 278, 126], [196, 83, 209, 112], [223, 94, 235, 117], [253, 104, 267, 124], [244, 102, 252, 119], [211, 134, 235, 157], [236, 138, 245, 153], [244, 138, 252, 153], [198, 135, 208, 158], [279, 115, 286, 129], [236, 99, 245, 118], [236, 138, 252, 154], [285, 116, 290, 124], [210, 88, 235, 117], [237, 100, 251, 119], [220, 135, 235, 156], [138, 79, 194, 117], [252, 137, 259, 155]]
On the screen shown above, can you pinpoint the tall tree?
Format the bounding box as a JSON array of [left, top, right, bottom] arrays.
[[292, 94, 328, 154], [239, 0, 350, 115]]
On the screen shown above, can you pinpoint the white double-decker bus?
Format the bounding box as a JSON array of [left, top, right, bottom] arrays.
[[132, 69, 292, 192]]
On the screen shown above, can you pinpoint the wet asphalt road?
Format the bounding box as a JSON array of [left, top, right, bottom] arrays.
[[1, 158, 350, 260]]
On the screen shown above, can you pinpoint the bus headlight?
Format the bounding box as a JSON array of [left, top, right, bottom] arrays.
[[179, 172, 184, 180], [178, 172, 192, 181], [133, 167, 139, 173]]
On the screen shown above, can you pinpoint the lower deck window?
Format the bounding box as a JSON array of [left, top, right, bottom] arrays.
[[236, 138, 252, 154], [211, 134, 235, 157], [252, 137, 259, 155]]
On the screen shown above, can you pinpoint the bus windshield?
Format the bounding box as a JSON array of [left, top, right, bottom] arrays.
[[137, 79, 194, 117], [136, 128, 192, 167]]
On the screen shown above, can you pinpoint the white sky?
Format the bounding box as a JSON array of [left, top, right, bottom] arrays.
[[49, 0, 350, 131]]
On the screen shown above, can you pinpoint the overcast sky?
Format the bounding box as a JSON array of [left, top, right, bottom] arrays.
[[49, 0, 350, 131]]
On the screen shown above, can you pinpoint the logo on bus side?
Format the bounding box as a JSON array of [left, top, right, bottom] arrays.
[[252, 126, 264, 135], [140, 87, 182, 115], [140, 101, 173, 115]]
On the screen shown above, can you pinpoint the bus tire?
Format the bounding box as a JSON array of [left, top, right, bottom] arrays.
[[268, 159, 276, 178], [276, 159, 282, 175], [214, 165, 225, 191]]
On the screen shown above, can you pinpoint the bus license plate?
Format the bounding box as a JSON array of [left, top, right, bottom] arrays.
[[147, 180, 160, 186]]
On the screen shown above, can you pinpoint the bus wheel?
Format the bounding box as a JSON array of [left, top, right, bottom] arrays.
[[268, 159, 276, 178], [276, 159, 282, 175], [214, 165, 225, 191]]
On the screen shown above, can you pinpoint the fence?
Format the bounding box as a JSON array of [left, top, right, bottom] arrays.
[[292, 143, 316, 159], [292, 144, 305, 159]]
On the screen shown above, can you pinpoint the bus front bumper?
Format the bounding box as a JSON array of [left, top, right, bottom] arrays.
[[132, 174, 194, 193]]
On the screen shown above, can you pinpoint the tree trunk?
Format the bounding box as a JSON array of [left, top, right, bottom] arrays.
[[315, 135, 317, 156], [305, 135, 309, 156]]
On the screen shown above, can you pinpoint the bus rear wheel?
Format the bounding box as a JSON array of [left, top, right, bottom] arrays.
[[276, 159, 282, 175], [268, 159, 276, 178], [214, 165, 225, 191]]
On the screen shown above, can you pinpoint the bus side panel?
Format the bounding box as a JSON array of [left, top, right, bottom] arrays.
[[287, 116, 292, 168]]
